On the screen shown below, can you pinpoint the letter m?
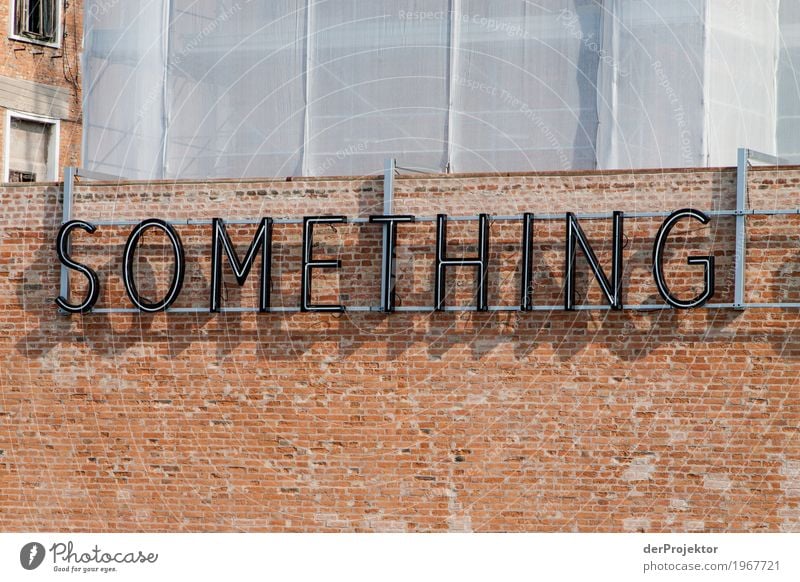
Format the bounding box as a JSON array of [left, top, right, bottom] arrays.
[[210, 217, 273, 312]]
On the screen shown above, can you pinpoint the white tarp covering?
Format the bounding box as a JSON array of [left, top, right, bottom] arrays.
[[83, 0, 168, 178], [596, 0, 707, 169], [304, 0, 450, 177], [779, 0, 800, 163], [83, 0, 790, 179], [165, 1, 308, 178], [452, 0, 602, 172], [706, 0, 779, 166]]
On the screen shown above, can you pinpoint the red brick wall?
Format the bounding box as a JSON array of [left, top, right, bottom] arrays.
[[1, 166, 800, 532]]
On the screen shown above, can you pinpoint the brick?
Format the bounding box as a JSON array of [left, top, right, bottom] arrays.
[[0, 166, 798, 532]]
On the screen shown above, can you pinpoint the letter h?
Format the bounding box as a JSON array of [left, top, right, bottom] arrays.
[[434, 214, 490, 311]]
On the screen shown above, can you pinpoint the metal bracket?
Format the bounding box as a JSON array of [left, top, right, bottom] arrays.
[[59, 155, 800, 315], [378, 159, 396, 311], [734, 148, 789, 309], [58, 166, 76, 310]]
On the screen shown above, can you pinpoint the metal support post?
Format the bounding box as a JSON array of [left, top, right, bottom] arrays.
[[379, 158, 396, 311], [734, 148, 747, 308]]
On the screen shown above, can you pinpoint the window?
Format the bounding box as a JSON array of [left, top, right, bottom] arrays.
[[9, 170, 37, 182], [12, 0, 58, 44], [4, 112, 59, 182]]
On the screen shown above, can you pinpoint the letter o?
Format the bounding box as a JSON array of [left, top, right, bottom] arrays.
[[123, 219, 185, 312]]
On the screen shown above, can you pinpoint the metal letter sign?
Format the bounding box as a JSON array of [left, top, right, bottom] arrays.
[[652, 209, 715, 309], [54, 151, 796, 315], [55, 220, 100, 313], [51, 209, 727, 314], [210, 217, 273, 313], [123, 219, 186, 313], [520, 213, 535, 311], [434, 214, 490, 311], [564, 211, 624, 311], [369, 215, 415, 312], [301, 216, 347, 313]]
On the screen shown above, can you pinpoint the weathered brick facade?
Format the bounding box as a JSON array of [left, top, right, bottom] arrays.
[[0, 0, 82, 178], [1, 166, 800, 531]]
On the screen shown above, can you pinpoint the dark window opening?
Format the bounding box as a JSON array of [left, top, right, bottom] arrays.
[[14, 0, 57, 43], [9, 171, 37, 183]]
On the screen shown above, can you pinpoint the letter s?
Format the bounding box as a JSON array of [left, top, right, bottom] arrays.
[[55, 220, 100, 313]]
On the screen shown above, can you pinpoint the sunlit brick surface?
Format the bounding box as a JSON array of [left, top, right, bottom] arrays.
[[2, 166, 800, 532]]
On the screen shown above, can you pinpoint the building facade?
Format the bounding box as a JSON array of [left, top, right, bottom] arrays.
[[0, 0, 81, 183], [1, 165, 799, 531], [1, 0, 799, 534]]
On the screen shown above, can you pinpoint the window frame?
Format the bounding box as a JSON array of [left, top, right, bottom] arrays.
[[4, 109, 60, 183], [9, 0, 63, 48]]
